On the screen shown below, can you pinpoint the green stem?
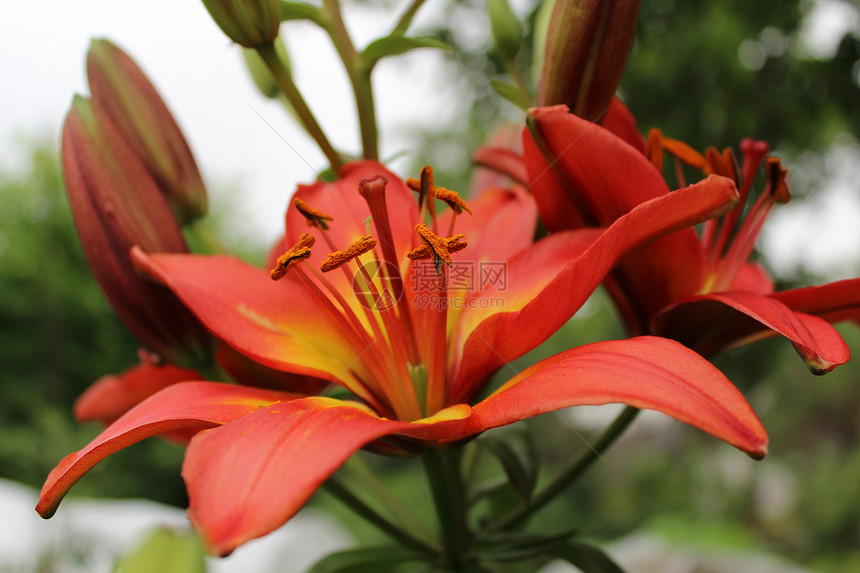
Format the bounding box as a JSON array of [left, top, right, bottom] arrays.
[[322, 0, 379, 160], [484, 406, 640, 534], [345, 455, 435, 541], [392, 0, 428, 35], [323, 476, 437, 555], [255, 42, 344, 171], [423, 447, 470, 569]]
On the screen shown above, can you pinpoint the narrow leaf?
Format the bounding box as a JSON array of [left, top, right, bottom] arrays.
[[553, 540, 626, 573], [307, 546, 422, 573], [279, 1, 324, 24], [362, 35, 450, 69], [490, 79, 528, 110], [479, 429, 539, 504]]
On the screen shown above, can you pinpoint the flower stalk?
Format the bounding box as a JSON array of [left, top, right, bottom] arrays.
[[423, 447, 470, 569], [321, 0, 379, 160], [254, 41, 344, 171]]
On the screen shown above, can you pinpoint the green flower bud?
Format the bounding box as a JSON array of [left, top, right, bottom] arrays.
[[538, 0, 640, 121], [201, 0, 281, 47], [87, 39, 207, 223]]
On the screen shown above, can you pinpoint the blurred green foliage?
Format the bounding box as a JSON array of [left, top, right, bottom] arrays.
[[0, 142, 187, 506]]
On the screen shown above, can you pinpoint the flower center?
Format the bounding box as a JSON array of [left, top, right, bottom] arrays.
[[648, 132, 791, 294], [269, 167, 471, 422]]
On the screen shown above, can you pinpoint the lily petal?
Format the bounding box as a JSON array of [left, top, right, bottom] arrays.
[[451, 176, 739, 403], [652, 291, 851, 374], [772, 277, 860, 324], [74, 362, 201, 425], [37, 382, 289, 519], [133, 250, 374, 400], [183, 397, 473, 555], [524, 106, 709, 319], [466, 337, 768, 459], [600, 97, 646, 154]]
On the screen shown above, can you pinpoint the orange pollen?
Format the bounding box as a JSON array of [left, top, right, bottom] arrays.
[[766, 157, 791, 204], [434, 188, 472, 215], [407, 234, 467, 261], [294, 198, 334, 230], [410, 225, 465, 272], [406, 165, 437, 211], [320, 235, 377, 272], [270, 234, 316, 280]]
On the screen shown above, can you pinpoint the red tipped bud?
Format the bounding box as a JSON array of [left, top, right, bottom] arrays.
[[62, 95, 211, 365], [87, 39, 207, 223], [201, 0, 281, 47], [538, 0, 640, 122]]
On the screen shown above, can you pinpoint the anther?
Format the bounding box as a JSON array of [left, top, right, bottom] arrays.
[[294, 198, 334, 230], [406, 165, 437, 214], [409, 225, 466, 273], [320, 235, 377, 272], [270, 233, 316, 280], [434, 188, 472, 215], [765, 157, 791, 204]]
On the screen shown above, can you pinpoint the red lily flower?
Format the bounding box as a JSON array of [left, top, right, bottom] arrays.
[[523, 104, 856, 373], [38, 161, 768, 555]]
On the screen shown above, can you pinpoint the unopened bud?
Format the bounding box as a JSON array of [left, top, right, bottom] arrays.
[[538, 0, 640, 122], [201, 0, 281, 47], [62, 96, 211, 365], [87, 39, 207, 223]]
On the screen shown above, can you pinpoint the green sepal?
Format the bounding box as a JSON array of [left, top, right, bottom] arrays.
[[361, 35, 451, 71], [306, 546, 424, 573], [279, 1, 325, 25], [490, 79, 529, 111], [112, 527, 206, 573], [475, 530, 579, 563], [552, 540, 626, 573]]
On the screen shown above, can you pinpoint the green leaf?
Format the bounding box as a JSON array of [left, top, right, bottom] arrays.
[[487, 0, 523, 60], [362, 35, 450, 70], [307, 546, 425, 573], [475, 530, 579, 563], [279, 1, 324, 25], [490, 79, 528, 111], [112, 527, 206, 573], [553, 540, 626, 573], [478, 429, 539, 504]]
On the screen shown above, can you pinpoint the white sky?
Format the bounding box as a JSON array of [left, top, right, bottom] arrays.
[[1, 0, 858, 280]]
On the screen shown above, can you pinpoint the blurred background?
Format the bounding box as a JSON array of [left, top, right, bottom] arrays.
[[1, 0, 859, 571]]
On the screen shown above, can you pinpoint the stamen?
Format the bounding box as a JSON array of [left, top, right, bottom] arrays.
[[646, 128, 663, 172], [294, 198, 334, 230], [434, 188, 472, 215], [410, 225, 465, 273], [765, 157, 791, 204], [662, 137, 706, 169], [270, 232, 315, 280], [320, 235, 377, 272], [407, 235, 467, 261]]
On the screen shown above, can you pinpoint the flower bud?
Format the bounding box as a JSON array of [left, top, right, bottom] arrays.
[[201, 0, 281, 47], [487, 0, 523, 61], [537, 0, 640, 122], [62, 95, 212, 365], [87, 39, 207, 223]]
